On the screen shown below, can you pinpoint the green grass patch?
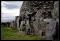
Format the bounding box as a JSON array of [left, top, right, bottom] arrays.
[[1, 26, 41, 40]]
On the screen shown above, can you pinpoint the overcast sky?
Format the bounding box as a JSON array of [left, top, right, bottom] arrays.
[[1, 1, 23, 22]]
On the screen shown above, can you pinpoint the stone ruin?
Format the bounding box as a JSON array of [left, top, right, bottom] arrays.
[[15, 1, 59, 40], [10, 21, 16, 29]]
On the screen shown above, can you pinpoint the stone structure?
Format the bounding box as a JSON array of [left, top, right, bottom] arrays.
[[16, 1, 59, 40], [15, 16, 19, 31], [10, 16, 20, 30], [10, 21, 15, 28]]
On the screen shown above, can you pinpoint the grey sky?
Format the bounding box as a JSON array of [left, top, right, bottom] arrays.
[[1, 1, 23, 22]]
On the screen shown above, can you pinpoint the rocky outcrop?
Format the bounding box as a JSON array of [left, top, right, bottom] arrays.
[[17, 1, 59, 40]]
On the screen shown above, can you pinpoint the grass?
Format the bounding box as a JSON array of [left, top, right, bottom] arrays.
[[1, 26, 41, 40]]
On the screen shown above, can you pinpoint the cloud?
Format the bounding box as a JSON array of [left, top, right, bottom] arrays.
[[1, 1, 23, 16], [1, 7, 20, 16], [1, 1, 23, 22], [4, 3, 19, 9], [1, 1, 23, 9]]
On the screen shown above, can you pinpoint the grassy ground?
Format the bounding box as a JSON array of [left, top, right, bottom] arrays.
[[1, 26, 41, 40]]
